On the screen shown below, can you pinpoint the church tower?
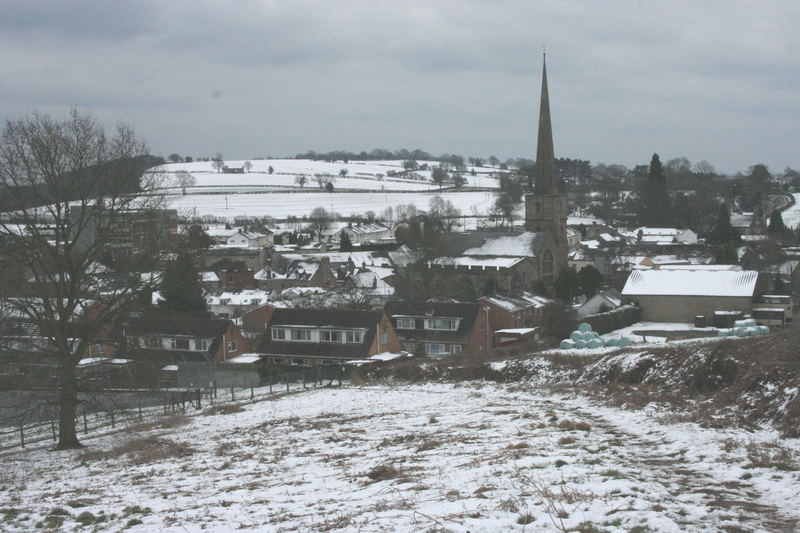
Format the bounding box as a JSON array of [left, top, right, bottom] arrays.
[[525, 52, 569, 277]]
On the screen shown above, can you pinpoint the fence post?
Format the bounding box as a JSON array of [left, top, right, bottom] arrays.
[[269, 379, 272, 394], [51, 419, 56, 441], [286, 375, 289, 392], [231, 387, 234, 401], [250, 382, 254, 400], [338, 365, 343, 386], [196, 389, 201, 409], [83, 410, 88, 433], [111, 411, 115, 429], [139, 402, 143, 422], [19, 420, 24, 448]]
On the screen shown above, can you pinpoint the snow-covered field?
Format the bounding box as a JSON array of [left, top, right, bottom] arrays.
[[3, 383, 798, 532], [166, 190, 499, 219], [155, 159, 503, 193], [782, 193, 800, 230]]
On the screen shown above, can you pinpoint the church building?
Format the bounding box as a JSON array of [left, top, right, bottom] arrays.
[[415, 54, 569, 298]]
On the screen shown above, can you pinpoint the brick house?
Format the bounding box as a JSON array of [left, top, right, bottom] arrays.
[[385, 300, 491, 357], [120, 310, 249, 364], [211, 259, 257, 289], [478, 292, 552, 331], [255, 308, 401, 365]]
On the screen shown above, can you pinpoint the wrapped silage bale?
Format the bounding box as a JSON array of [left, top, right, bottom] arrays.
[[570, 331, 582, 342], [757, 325, 769, 335], [734, 327, 748, 337], [560, 339, 576, 349], [574, 339, 587, 349], [747, 327, 760, 336], [746, 318, 758, 327], [587, 338, 603, 349], [618, 337, 633, 347], [717, 329, 729, 337], [605, 337, 619, 347], [733, 319, 749, 328], [578, 322, 592, 333]]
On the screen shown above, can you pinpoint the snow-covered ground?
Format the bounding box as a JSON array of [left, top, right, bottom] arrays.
[[154, 159, 504, 193], [165, 190, 499, 219], [3, 383, 798, 532], [782, 193, 800, 230]]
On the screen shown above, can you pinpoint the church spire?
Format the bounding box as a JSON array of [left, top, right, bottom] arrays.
[[536, 52, 557, 194]]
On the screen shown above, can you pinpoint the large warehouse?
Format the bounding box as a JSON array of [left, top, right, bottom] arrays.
[[621, 267, 763, 323]]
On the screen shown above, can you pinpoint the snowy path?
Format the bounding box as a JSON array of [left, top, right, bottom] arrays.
[[2, 383, 798, 532]]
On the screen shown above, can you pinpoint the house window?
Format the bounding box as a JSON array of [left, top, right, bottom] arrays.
[[424, 318, 458, 331], [345, 331, 362, 343], [291, 329, 312, 341], [542, 251, 554, 282], [321, 330, 343, 343], [227, 340, 237, 352], [170, 338, 190, 350], [271, 357, 284, 363], [381, 333, 389, 345], [271, 328, 286, 340], [396, 318, 415, 329], [425, 343, 446, 355], [145, 337, 160, 349], [195, 339, 209, 351], [451, 344, 462, 354]]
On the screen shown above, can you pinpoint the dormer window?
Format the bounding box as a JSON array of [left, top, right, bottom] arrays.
[[424, 318, 459, 331], [396, 318, 415, 329]]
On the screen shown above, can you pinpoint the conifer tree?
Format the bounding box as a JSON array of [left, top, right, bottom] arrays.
[[707, 203, 741, 244], [339, 231, 353, 251], [158, 252, 207, 312]]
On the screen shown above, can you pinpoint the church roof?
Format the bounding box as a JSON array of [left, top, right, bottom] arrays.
[[536, 53, 557, 194]]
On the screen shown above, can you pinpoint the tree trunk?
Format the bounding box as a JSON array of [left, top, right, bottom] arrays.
[[56, 361, 82, 450]]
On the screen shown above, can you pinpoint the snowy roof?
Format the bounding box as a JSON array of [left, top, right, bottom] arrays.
[[495, 328, 538, 335], [480, 292, 552, 311], [658, 264, 741, 271], [201, 272, 220, 282], [369, 351, 412, 362], [432, 256, 525, 269], [343, 223, 390, 235], [77, 357, 133, 367], [634, 227, 682, 236], [223, 353, 263, 364], [462, 232, 540, 257], [206, 289, 269, 306], [622, 269, 759, 297]]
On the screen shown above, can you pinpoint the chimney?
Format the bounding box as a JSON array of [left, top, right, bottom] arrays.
[[372, 275, 377, 289]]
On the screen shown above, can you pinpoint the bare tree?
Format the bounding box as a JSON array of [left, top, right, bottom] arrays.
[[175, 170, 195, 195], [212, 153, 224, 173], [294, 174, 307, 188], [308, 207, 331, 239], [243, 161, 252, 173], [0, 110, 176, 449], [314, 173, 336, 190]]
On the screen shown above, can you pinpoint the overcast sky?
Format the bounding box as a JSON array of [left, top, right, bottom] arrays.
[[1, 0, 797, 174]]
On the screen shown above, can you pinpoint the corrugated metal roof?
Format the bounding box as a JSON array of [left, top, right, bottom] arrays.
[[622, 269, 759, 297]]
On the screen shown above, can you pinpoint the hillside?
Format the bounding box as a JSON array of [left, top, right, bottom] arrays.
[[2, 332, 799, 532], [371, 327, 800, 439], [149, 159, 507, 220]]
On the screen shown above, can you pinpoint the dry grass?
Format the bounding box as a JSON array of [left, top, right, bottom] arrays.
[[745, 441, 799, 471], [79, 437, 196, 464], [365, 464, 401, 482], [123, 414, 190, 433], [204, 404, 246, 416], [557, 419, 591, 432]]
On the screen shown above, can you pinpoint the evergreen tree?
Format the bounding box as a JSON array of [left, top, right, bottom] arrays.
[[577, 265, 603, 297], [339, 231, 353, 251], [648, 153, 665, 184], [158, 252, 207, 312], [714, 243, 739, 264], [639, 153, 671, 226], [707, 203, 741, 244], [553, 267, 579, 302], [767, 210, 788, 235]]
